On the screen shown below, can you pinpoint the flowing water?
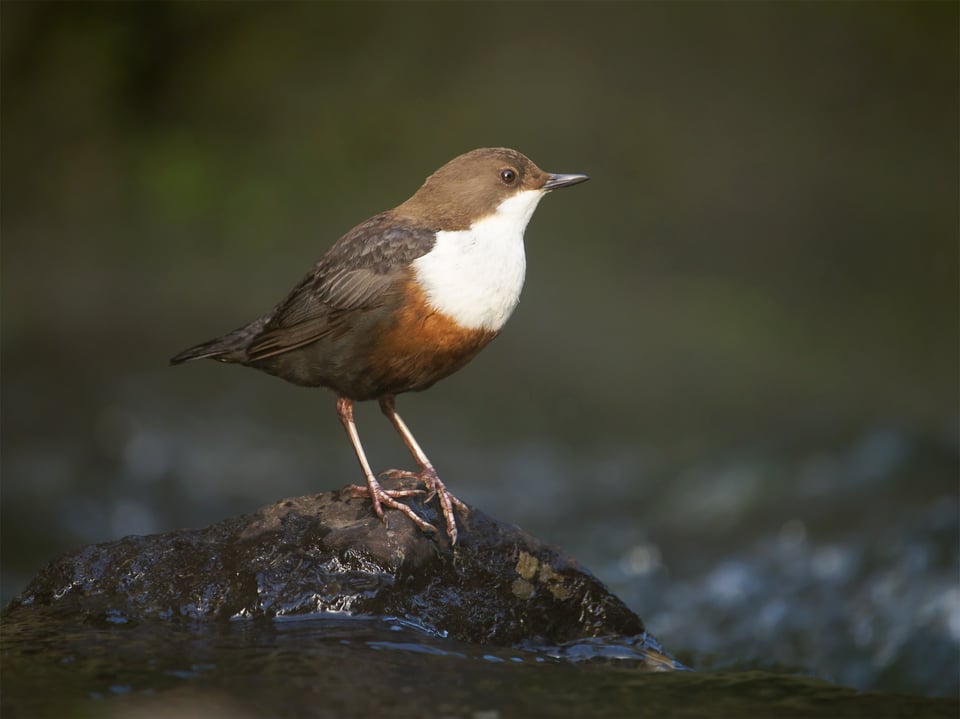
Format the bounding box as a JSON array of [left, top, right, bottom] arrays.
[[3, 380, 958, 715], [3, 613, 955, 718]]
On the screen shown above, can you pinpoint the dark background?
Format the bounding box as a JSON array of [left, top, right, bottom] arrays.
[[2, 1, 957, 697]]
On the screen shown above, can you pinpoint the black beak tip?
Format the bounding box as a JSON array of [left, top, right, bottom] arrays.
[[544, 172, 590, 191]]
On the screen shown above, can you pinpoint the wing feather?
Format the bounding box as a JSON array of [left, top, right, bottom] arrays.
[[244, 216, 435, 361]]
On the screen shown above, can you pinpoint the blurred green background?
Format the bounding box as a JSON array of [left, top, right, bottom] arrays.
[[2, 0, 958, 695], [4, 1, 955, 442]]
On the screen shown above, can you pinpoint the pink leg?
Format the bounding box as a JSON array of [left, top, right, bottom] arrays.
[[378, 395, 468, 544], [335, 397, 437, 535]]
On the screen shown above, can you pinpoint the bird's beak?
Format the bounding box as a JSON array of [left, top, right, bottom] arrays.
[[543, 173, 590, 191]]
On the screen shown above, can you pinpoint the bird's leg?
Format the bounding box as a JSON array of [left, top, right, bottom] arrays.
[[335, 397, 438, 535], [377, 395, 468, 544]]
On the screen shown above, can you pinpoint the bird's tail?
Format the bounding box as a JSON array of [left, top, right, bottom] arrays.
[[169, 320, 267, 365], [169, 338, 233, 365]]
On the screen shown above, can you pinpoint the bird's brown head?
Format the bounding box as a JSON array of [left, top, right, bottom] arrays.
[[396, 148, 589, 231]]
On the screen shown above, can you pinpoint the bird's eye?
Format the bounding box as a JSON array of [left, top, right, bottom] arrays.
[[499, 168, 517, 184]]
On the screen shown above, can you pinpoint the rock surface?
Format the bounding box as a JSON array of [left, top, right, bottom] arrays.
[[6, 482, 678, 668]]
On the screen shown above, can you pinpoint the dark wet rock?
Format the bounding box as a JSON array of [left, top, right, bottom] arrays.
[[5, 482, 679, 669]]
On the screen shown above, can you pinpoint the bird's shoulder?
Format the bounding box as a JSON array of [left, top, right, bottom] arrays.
[[321, 211, 438, 276], [295, 211, 437, 313]]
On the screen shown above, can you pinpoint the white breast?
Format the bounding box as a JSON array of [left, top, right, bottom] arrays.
[[412, 189, 545, 331]]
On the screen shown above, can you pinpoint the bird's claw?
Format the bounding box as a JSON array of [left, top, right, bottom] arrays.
[[350, 483, 438, 535], [361, 465, 467, 544]]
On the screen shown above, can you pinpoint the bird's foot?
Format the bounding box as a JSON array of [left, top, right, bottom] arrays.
[[349, 481, 437, 536], [379, 465, 468, 544]]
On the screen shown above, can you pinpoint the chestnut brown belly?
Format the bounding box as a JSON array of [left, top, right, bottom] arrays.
[[250, 282, 498, 401]]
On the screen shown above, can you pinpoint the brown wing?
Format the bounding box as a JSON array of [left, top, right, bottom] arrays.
[[245, 215, 436, 361]]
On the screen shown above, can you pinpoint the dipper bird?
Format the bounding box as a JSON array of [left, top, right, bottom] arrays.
[[171, 147, 589, 543]]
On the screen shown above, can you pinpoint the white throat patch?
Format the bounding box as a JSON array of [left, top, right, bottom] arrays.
[[412, 189, 544, 332]]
